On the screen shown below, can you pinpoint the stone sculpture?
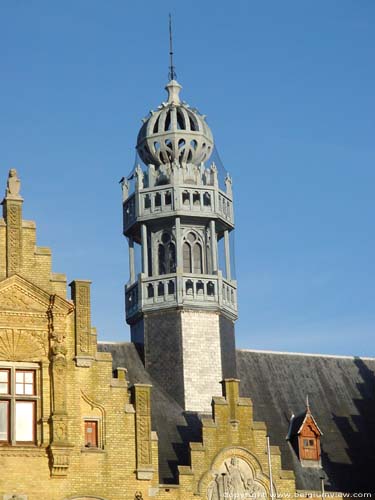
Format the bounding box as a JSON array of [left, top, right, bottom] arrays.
[[207, 457, 267, 500], [6, 169, 21, 198]]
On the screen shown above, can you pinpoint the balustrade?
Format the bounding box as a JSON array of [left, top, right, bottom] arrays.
[[123, 185, 233, 232], [125, 273, 237, 320]]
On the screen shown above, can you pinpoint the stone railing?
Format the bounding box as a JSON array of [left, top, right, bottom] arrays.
[[125, 272, 237, 320], [123, 184, 233, 232]]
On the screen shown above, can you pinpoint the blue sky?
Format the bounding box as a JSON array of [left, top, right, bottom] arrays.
[[0, 1, 374, 356]]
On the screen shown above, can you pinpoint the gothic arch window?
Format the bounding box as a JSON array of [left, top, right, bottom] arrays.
[[158, 244, 166, 275], [193, 243, 203, 274], [183, 231, 204, 274], [158, 232, 176, 275], [183, 242, 192, 273]]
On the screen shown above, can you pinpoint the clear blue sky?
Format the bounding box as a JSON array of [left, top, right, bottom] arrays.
[[0, 1, 374, 356]]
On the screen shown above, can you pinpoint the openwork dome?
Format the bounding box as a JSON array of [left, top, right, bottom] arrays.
[[136, 80, 214, 167]]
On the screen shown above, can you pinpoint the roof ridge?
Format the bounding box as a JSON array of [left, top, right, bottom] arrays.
[[238, 348, 375, 361], [97, 340, 132, 345]]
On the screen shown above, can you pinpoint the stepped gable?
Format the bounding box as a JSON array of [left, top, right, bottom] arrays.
[[98, 341, 202, 483]]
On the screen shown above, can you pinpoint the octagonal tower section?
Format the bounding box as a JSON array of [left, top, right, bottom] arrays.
[[122, 80, 237, 412]]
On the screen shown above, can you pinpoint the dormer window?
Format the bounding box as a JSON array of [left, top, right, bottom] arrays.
[[301, 435, 319, 461], [286, 397, 322, 468]]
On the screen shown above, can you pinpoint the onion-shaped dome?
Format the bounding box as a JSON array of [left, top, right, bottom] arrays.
[[137, 80, 214, 167]]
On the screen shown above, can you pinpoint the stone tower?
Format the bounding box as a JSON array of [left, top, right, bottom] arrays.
[[123, 80, 237, 412]]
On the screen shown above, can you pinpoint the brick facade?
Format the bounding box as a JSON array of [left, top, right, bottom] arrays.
[[0, 172, 341, 500]]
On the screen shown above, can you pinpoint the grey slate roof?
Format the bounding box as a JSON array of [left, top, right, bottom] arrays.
[[237, 350, 375, 492], [98, 342, 375, 492]]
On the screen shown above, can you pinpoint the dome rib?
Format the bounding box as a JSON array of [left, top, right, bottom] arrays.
[[136, 80, 214, 167]]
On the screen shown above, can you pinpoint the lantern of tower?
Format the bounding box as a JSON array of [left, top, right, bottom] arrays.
[[122, 79, 237, 413]]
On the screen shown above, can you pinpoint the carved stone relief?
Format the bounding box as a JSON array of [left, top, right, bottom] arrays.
[[6, 202, 22, 275], [77, 284, 91, 354], [136, 389, 151, 466], [207, 457, 267, 500], [0, 328, 47, 360], [0, 284, 47, 312]]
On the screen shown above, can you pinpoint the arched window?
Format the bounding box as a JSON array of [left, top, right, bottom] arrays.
[[168, 243, 176, 273], [183, 232, 204, 274], [183, 242, 192, 273], [158, 282, 164, 296], [158, 244, 166, 275], [158, 232, 176, 275], [193, 243, 203, 274]]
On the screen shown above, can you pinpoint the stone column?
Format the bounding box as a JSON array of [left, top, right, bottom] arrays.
[[224, 229, 231, 280], [47, 296, 73, 477], [129, 236, 135, 283], [210, 220, 218, 273], [141, 224, 148, 276]]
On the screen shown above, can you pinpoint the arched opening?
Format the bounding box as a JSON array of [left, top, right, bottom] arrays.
[[207, 281, 215, 296], [193, 243, 203, 274], [165, 191, 172, 206], [168, 280, 175, 295], [183, 242, 192, 273], [155, 192, 162, 207], [147, 283, 154, 298], [193, 192, 200, 206], [203, 192, 211, 206], [144, 194, 151, 209], [185, 280, 194, 295], [168, 242, 176, 273], [158, 233, 176, 275], [158, 244, 166, 275]]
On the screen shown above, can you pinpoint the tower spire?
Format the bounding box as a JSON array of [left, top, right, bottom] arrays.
[[168, 14, 177, 81]]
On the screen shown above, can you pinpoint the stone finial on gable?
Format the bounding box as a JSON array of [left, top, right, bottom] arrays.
[[5, 168, 22, 200], [225, 173, 233, 198]]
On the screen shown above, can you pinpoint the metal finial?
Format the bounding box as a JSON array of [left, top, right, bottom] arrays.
[[306, 394, 310, 412], [168, 14, 177, 81]]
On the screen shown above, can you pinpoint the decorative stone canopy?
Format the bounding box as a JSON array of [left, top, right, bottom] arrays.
[[136, 80, 214, 168]]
